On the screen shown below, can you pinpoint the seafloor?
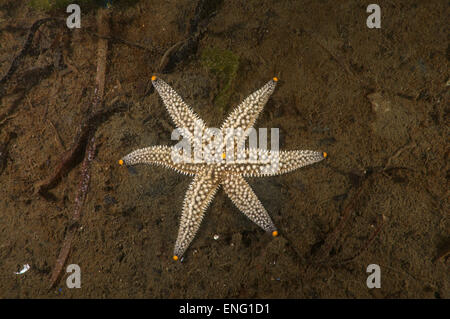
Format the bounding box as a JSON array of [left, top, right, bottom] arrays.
[[0, 0, 448, 298]]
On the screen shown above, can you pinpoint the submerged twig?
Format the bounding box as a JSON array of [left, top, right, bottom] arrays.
[[48, 8, 110, 289], [92, 32, 157, 54], [336, 214, 385, 265], [312, 185, 365, 263], [0, 18, 61, 93], [157, 0, 218, 73], [0, 132, 16, 175], [310, 167, 407, 266], [35, 101, 125, 198], [48, 138, 96, 288]]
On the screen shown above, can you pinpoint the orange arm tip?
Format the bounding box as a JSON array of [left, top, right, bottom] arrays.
[[151, 75, 157, 81], [173, 255, 179, 261], [118, 159, 124, 166], [272, 230, 278, 237], [323, 152, 327, 158], [273, 77, 278, 82]]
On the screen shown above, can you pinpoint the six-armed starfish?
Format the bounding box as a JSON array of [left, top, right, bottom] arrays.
[[119, 75, 326, 260]]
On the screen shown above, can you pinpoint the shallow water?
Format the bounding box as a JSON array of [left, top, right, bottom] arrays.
[[0, 0, 448, 298]]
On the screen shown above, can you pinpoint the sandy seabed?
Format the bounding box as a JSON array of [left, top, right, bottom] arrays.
[[0, 0, 448, 298]]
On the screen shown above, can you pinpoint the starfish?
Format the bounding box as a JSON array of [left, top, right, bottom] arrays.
[[119, 75, 327, 260]]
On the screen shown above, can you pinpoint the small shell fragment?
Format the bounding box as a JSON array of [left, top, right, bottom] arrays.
[[14, 264, 30, 275], [213, 234, 219, 240]]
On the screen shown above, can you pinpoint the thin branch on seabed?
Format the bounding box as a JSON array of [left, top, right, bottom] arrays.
[[48, 138, 96, 288], [49, 8, 110, 289], [0, 18, 62, 91]]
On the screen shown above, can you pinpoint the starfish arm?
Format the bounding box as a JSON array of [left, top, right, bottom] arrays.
[[220, 78, 277, 148], [222, 173, 277, 233], [152, 76, 206, 143], [229, 149, 326, 177], [121, 145, 200, 175], [175, 168, 220, 258]]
